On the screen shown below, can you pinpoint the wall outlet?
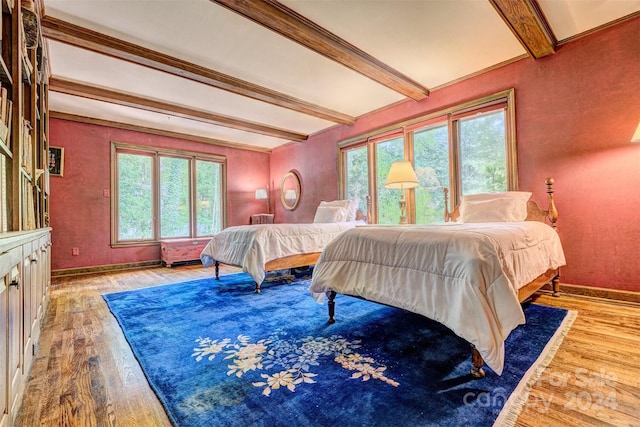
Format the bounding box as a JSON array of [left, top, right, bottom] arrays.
[[72, 247, 79, 256], [103, 189, 110, 198]]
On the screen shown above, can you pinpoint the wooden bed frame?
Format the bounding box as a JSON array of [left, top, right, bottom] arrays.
[[213, 200, 373, 293], [213, 253, 321, 293], [444, 177, 560, 303], [326, 178, 561, 378]]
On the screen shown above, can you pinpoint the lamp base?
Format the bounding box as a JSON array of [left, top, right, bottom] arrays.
[[398, 193, 407, 225]]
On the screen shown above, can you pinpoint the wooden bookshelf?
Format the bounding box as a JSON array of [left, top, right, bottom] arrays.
[[0, 1, 51, 426], [0, 0, 48, 232]]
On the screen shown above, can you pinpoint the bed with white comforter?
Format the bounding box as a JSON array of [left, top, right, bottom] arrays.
[[200, 221, 362, 286], [309, 221, 566, 375]]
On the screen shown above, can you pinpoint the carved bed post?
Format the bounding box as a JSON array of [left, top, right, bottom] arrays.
[[327, 291, 337, 324], [214, 261, 220, 280], [551, 275, 560, 297], [443, 188, 451, 222], [470, 345, 486, 379], [545, 178, 561, 297], [545, 178, 558, 227]]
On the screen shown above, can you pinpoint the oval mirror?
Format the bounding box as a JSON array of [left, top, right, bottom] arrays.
[[280, 170, 301, 211]]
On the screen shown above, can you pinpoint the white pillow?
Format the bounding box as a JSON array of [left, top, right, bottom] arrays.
[[313, 206, 350, 223], [318, 199, 358, 221], [459, 198, 516, 223], [459, 191, 531, 223], [346, 198, 360, 221]]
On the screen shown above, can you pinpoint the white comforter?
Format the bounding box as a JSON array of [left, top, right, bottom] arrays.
[[200, 222, 363, 285], [309, 221, 566, 375]]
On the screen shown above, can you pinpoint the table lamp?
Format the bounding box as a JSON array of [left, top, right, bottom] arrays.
[[385, 160, 419, 224]]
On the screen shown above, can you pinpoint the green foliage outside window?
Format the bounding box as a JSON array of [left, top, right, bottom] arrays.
[[160, 157, 190, 238], [459, 111, 507, 194], [345, 146, 369, 217], [197, 160, 222, 236], [118, 153, 153, 240], [414, 124, 449, 224], [376, 137, 404, 225], [115, 147, 223, 243]]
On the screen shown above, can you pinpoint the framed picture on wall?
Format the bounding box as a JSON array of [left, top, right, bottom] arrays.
[[48, 146, 64, 177]]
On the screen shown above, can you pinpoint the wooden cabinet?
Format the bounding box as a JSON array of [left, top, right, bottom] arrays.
[[160, 238, 210, 267], [0, 229, 50, 427]]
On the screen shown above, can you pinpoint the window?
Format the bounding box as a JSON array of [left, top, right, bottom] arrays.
[[413, 123, 449, 224], [375, 135, 404, 224], [112, 142, 225, 246], [159, 156, 190, 239], [342, 144, 369, 218], [196, 159, 223, 236], [457, 109, 508, 194], [339, 89, 516, 224], [117, 152, 154, 240]]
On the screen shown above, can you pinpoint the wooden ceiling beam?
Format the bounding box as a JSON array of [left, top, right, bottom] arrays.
[[41, 15, 354, 125], [49, 111, 272, 153], [212, 0, 430, 100], [489, 0, 557, 59], [49, 77, 308, 142]]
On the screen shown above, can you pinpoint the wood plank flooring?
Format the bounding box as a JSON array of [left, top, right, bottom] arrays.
[[14, 265, 640, 426]]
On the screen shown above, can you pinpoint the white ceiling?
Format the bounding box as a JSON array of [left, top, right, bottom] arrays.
[[43, 0, 640, 150]]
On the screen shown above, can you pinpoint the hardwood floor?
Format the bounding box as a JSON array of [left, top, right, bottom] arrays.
[[14, 265, 640, 426]]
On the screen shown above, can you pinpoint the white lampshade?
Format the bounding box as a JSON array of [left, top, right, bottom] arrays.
[[385, 161, 419, 189], [631, 123, 640, 143], [255, 188, 268, 200]]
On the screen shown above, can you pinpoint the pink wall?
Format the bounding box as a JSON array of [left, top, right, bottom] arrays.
[[271, 17, 640, 292], [49, 120, 270, 271]]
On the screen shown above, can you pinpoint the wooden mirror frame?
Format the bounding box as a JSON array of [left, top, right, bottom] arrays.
[[280, 170, 301, 210]]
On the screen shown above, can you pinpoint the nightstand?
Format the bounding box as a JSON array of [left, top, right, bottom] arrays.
[[250, 214, 274, 224]]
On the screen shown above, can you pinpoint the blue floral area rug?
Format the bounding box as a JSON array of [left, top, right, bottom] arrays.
[[103, 271, 575, 427]]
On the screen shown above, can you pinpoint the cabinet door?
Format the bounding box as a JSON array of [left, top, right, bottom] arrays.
[[40, 236, 51, 301], [22, 250, 33, 374], [0, 246, 22, 426], [30, 248, 41, 345], [7, 260, 22, 418], [0, 275, 8, 427]]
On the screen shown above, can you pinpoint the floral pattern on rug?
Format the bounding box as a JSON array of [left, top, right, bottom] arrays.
[[192, 331, 399, 396]]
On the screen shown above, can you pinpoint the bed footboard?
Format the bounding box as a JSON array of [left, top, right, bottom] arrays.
[[517, 269, 561, 301], [214, 254, 320, 293], [326, 291, 486, 379]]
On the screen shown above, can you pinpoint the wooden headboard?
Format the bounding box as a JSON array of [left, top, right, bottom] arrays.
[[355, 195, 373, 224], [443, 178, 558, 227]]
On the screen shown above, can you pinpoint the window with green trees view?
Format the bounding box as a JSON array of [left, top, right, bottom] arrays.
[[112, 143, 225, 244], [340, 90, 516, 224]]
